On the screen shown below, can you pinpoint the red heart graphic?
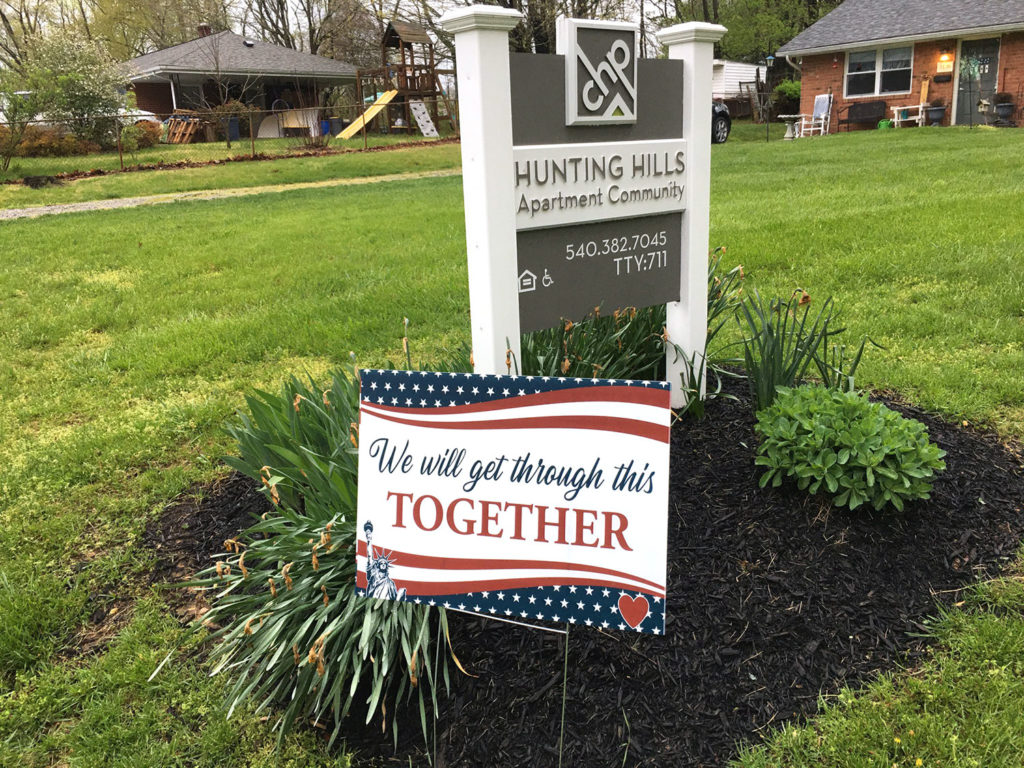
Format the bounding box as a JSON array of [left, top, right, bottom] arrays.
[[617, 594, 649, 629]]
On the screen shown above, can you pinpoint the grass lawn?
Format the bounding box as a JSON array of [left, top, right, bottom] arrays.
[[0, 141, 461, 209], [0, 126, 1022, 766]]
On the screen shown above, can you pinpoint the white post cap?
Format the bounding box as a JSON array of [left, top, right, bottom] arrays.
[[439, 5, 523, 34], [657, 22, 727, 46]]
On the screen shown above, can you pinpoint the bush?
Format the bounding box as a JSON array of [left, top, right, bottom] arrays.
[[754, 386, 946, 512], [520, 248, 744, 415], [733, 289, 869, 411], [772, 79, 801, 113], [16, 125, 100, 157], [192, 368, 451, 747], [134, 120, 162, 148]]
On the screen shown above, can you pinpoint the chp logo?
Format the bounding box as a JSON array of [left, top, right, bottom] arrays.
[[564, 19, 638, 126]]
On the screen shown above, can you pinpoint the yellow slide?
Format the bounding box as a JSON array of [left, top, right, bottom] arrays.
[[339, 90, 399, 139]]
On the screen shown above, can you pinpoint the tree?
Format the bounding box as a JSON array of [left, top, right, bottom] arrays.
[[22, 32, 126, 144], [0, 72, 43, 172], [655, 0, 842, 62], [317, 0, 380, 67], [0, 0, 46, 71]]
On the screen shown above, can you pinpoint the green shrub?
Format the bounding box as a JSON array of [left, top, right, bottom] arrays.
[[16, 125, 100, 157], [192, 368, 451, 747], [772, 79, 801, 113], [754, 386, 946, 512], [734, 289, 869, 411], [519, 248, 744, 415]]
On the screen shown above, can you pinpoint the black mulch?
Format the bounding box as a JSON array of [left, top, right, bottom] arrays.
[[143, 471, 270, 589], [363, 383, 1024, 767], [145, 384, 1024, 767]]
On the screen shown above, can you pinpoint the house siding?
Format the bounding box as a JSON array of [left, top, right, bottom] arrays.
[[131, 83, 174, 117], [798, 32, 1024, 129], [712, 61, 765, 98]]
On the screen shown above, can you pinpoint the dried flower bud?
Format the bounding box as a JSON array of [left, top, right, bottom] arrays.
[[238, 551, 248, 579], [268, 578, 277, 597], [293, 394, 302, 412], [321, 585, 329, 606], [561, 357, 571, 374], [282, 562, 293, 590]]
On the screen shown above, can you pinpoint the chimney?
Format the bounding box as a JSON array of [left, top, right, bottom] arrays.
[[198, 23, 212, 37]]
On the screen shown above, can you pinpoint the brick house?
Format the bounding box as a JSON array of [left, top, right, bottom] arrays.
[[126, 27, 356, 117], [776, 0, 1024, 129]]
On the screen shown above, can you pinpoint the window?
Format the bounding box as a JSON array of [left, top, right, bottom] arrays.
[[845, 46, 913, 97]]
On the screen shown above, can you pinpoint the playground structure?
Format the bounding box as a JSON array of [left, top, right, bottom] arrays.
[[344, 20, 457, 139]]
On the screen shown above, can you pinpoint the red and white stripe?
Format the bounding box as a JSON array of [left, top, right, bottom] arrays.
[[356, 541, 665, 598], [361, 385, 671, 443]]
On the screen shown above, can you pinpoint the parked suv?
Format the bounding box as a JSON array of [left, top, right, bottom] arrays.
[[712, 101, 731, 143]]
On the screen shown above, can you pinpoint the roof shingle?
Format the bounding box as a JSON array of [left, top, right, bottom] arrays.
[[778, 0, 1024, 55], [127, 30, 356, 80]]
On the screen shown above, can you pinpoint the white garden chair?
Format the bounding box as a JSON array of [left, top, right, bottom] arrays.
[[797, 93, 833, 137]]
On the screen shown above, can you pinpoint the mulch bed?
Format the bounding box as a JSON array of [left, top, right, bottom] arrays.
[[143, 471, 270, 618], [1, 137, 461, 186], [146, 383, 1024, 767]]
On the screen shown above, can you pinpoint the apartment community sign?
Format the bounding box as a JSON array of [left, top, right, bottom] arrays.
[[513, 19, 686, 331]]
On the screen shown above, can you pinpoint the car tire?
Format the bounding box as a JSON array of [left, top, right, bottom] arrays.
[[712, 114, 731, 144]]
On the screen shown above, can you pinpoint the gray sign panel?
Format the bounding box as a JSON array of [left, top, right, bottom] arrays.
[[511, 54, 683, 146], [570, 26, 637, 125], [516, 212, 682, 332]]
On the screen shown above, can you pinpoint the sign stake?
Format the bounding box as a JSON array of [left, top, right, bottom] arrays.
[[557, 623, 571, 768]]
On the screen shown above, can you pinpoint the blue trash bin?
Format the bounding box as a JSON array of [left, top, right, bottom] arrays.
[[224, 116, 240, 141]]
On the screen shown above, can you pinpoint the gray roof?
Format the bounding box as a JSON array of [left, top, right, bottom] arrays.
[[127, 30, 356, 80], [778, 0, 1024, 55]]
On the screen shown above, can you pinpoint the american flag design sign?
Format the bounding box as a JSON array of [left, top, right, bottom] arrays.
[[355, 369, 671, 635]]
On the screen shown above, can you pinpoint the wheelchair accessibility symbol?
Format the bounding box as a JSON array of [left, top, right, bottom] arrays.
[[542, 269, 554, 287]]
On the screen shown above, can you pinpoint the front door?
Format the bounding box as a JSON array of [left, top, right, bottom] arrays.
[[956, 38, 1000, 125]]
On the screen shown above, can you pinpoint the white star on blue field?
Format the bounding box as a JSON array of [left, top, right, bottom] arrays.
[[359, 368, 671, 408], [356, 582, 666, 635]]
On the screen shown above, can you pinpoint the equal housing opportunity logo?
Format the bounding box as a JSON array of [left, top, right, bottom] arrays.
[[564, 19, 638, 126]]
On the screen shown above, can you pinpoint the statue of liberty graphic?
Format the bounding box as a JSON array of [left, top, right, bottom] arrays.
[[363, 521, 406, 602]]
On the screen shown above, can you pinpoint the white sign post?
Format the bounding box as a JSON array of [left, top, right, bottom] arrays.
[[658, 23, 727, 406], [442, 9, 725, 408], [440, 6, 524, 376]]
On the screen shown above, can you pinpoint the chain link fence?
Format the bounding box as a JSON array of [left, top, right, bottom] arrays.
[[0, 97, 458, 183]]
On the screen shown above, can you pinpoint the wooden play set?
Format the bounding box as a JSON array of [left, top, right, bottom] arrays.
[[340, 20, 456, 140]]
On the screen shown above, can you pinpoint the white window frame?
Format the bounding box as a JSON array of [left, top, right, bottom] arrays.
[[843, 44, 915, 99]]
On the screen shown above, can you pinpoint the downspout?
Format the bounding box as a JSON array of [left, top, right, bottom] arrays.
[[170, 75, 178, 110]]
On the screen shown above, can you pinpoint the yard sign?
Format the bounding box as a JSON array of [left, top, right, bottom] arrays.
[[355, 369, 671, 635], [439, 8, 726, 406]]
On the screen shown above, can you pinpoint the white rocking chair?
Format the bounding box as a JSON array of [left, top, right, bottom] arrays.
[[797, 93, 833, 137]]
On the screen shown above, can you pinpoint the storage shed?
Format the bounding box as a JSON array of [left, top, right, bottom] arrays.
[[711, 59, 768, 98]]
